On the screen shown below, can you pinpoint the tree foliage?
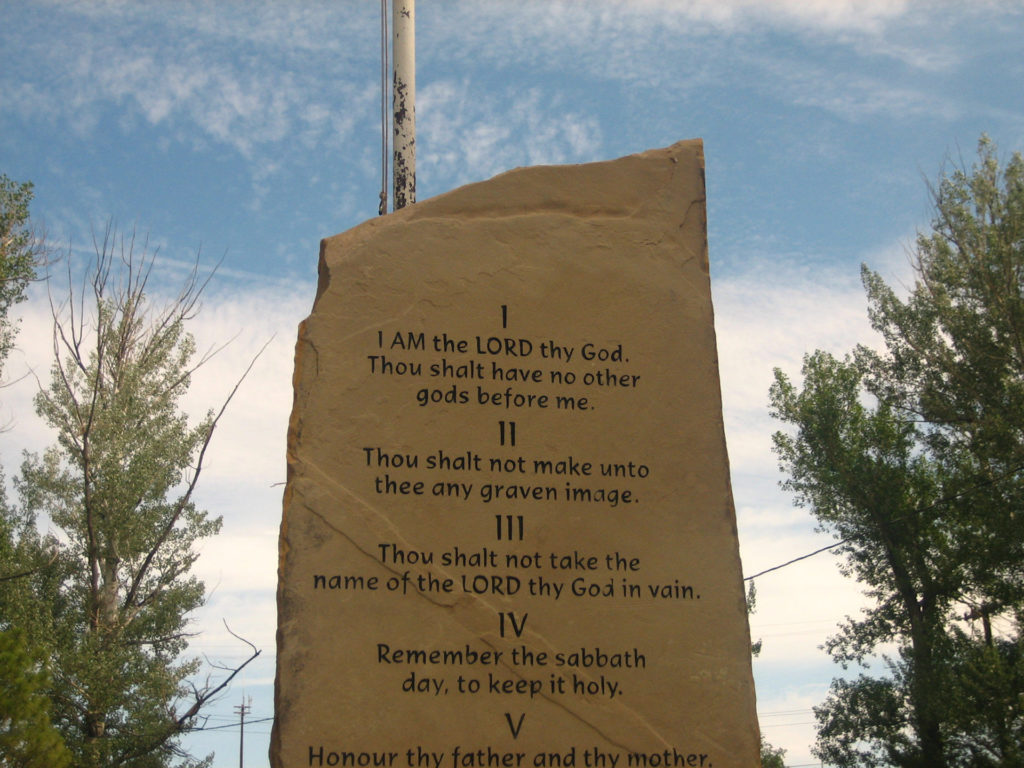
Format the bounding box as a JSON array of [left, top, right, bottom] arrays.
[[1, 485, 70, 768], [770, 138, 1024, 767], [0, 174, 40, 366], [759, 735, 786, 768], [861, 138, 1024, 612], [0, 173, 69, 768], [0, 629, 71, 768], [2, 226, 259, 767]]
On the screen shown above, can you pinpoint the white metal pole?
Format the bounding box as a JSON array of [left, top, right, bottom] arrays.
[[392, 0, 415, 209]]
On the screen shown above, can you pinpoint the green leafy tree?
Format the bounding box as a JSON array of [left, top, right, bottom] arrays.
[[942, 623, 1024, 764], [771, 351, 955, 767], [0, 174, 41, 365], [860, 137, 1024, 615], [0, 174, 69, 768], [1, 490, 71, 768], [770, 139, 1024, 768], [759, 736, 786, 768], [9, 226, 259, 768], [0, 629, 71, 768]]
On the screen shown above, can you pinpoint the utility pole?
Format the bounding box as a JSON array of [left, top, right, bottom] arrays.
[[392, 0, 415, 209], [234, 695, 252, 768]]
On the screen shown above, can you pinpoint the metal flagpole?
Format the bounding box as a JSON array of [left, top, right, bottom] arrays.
[[378, 0, 389, 215], [392, 0, 415, 209]]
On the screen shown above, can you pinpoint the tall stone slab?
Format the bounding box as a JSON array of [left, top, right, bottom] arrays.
[[272, 140, 760, 768]]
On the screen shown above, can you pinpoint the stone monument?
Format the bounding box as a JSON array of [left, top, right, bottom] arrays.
[[272, 139, 760, 768]]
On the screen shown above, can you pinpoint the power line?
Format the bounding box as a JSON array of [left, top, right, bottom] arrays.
[[761, 721, 816, 727], [745, 459, 1024, 582], [760, 713, 812, 718], [192, 717, 273, 732], [744, 540, 845, 581]]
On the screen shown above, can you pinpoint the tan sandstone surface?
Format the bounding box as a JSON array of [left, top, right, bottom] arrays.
[[272, 139, 760, 768]]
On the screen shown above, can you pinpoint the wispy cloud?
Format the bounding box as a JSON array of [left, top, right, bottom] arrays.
[[767, 60, 962, 123], [4, 0, 1002, 185], [2, 1, 378, 161], [424, 0, 962, 91], [418, 80, 602, 187]]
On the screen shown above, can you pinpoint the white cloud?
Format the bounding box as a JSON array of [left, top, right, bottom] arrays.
[[615, 0, 909, 33], [784, 67, 961, 123], [419, 80, 603, 187], [714, 261, 873, 473], [2, 2, 378, 164], [426, 0, 965, 91], [755, 682, 829, 765], [439, 0, 912, 45], [4, 0, 986, 176]]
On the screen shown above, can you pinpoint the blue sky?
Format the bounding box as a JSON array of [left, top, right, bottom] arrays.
[[2, 2, 1023, 766]]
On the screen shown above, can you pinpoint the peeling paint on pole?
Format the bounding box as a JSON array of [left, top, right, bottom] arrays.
[[393, 0, 415, 209]]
